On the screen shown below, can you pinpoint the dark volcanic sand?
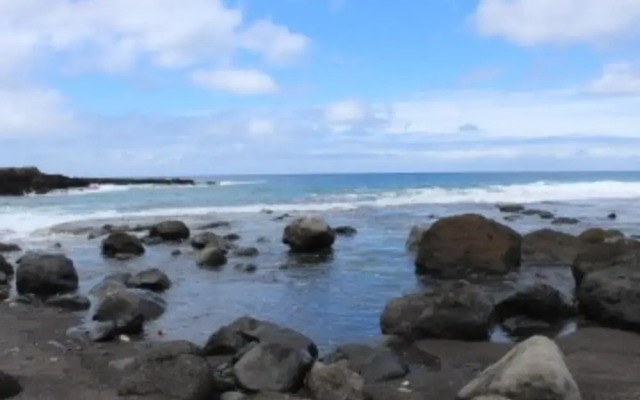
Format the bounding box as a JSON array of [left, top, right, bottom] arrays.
[[1, 301, 640, 400]]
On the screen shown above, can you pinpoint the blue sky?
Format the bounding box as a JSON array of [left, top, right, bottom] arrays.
[[1, 0, 640, 176]]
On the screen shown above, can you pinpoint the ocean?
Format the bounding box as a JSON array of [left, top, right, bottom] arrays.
[[1, 171, 640, 349]]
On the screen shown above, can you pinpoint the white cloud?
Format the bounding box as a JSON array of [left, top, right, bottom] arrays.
[[325, 99, 367, 124], [247, 119, 276, 137], [240, 20, 310, 64], [475, 0, 640, 45], [0, 87, 75, 138], [588, 62, 640, 95], [191, 69, 279, 95]]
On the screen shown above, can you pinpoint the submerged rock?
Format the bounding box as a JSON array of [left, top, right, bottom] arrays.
[[149, 220, 190, 241], [198, 221, 231, 230], [457, 336, 581, 400], [415, 214, 521, 278], [191, 232, 231, 250], [497, 203, 525, 213], [128, 268, 171, 292], [233, 247, 259, 258], [101, 232, 145, 258], [16, 253, 78, 297], [381, 281, 493, 341], [522, 209, 555, 219], [334, 226, 358, 237], [522, 229, 579, 266], [552, 217, 579, 225], [197, 246, 228, 268], [283, 217, 335, 253]]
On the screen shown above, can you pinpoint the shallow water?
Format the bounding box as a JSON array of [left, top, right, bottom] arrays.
[[2, 172, 640, 350]]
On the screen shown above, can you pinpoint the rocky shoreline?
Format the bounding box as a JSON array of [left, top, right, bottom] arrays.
[[0, 167, 196, 196], [1, 209, 640, 399]]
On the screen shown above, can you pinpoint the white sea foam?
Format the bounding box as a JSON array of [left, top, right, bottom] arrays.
[[218, 180, 266, 186], [3, 180, 640, 241]]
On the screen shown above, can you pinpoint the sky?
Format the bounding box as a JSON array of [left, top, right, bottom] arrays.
[[1, 0, 640, 176]]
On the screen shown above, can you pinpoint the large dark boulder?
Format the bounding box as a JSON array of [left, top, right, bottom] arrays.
[[101, 232, 145, 258], [381, 282, 493, 341], [0, 243, 21, 253], [233, 342, 313, 393], [522, 229, 579, 266], [0, 255, 14, 275], [577, 265, 640, 332], [118, 341, 214, 400], [283, 217, 335, 253], [150, 220, 190, 241], [128, 268, 171, 292], [204, 317, 317, 360], [93, 288, 167, 323], [571, 238, 640, 286], [306, 361, 365, 400], [0, 370, 22, 398], [579, 228, 624, 244], [16, 253, 78, 297], [415, 214, 521, 278], [322, 344, 407, 383]]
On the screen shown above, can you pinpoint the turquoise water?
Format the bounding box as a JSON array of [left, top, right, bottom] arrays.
[[2, 171, 640, 348]]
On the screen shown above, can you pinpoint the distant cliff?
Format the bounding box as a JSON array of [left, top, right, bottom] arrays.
[[0, 167, 195, 196]]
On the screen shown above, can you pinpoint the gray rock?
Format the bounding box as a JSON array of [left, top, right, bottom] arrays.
[[0, 272, 7, 285], [381, 281, 493, 341], [191, 232, 231, 250], [172, 249, 182, 256], [128, 268, 171, 292], [457, 336, 581, 400], [16, 253, 78, 297], [90, 321, 118, 342], [101, 232, 145, 258], [322, 344, 407, 383], [551, 217, 579, 225], [522, 209, 555, 219], [494, 283, 574, 323], [118, 341, 214, 400], [415, 214, 521, 278], [198, 221, 231, 230], [0, 255, 13, 275], [224, 233, 241, 242], [149, 220, 190, 241], [306, 361, 365, 400], [0, 285, 9, 302], [497, 204, 525, 213], [578, 228, 624, 244], [234, 263, 258, 273], [221, 392, 248, 400], [93, 288, 166, 322], [283, 217, 335, 253], [522, 229, 579, 266], [578, 265, 640, 332], [334, 226, 358, 237], [197, 246, 228, 268], [233, 247, 259, 258], [0, 243, 21, 253], [233, 342, 313, 392], [89, 273, 132, 298], [406, 225, 428, 253], [571, 238, 640, 285], [45, 293, 91, 311]]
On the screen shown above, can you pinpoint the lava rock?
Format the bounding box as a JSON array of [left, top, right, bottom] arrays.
[[149, 220, 190, 241], [283, 217, 335, 253], [128, 268, 171, 292], [101, 232, 145, 258], [224, 233, 241, 242], [16, 253, 78, 297], [415, 214, 521, 278]]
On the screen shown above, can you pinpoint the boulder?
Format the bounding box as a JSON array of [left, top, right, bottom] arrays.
[[522, 229, 579, 266], [204, 317, 318, 359], [571, 238, 640, 286], [16, 253, 78, 297], [497, 204, 525, 213], [93, 288, 167, 323], [198, 221, 231, 230], [415, 214, 521, 278], [224, 233, 241, 242], [191, 232, 231, 250], [405, 225, 427, 252], [90, 315, 145, 341], [101, 232, 145, 258], [334, 226, 358, 237], [578, 228, 624, 244], [0, 243, 21, 253], [577, 265, 640, 332], [322, 344, 407, 383], [44, 293, 91, 311], [118, 341, 214, 400], [149, 220, 190, 241], [551, 217, 579, 225], [234, 263, 258, 273], [89, 273, 132, 298], [233, 247, 259, 258], [0, 272, 7, 285], [0, 255, 14, 275], [197, 246, 228, 268], [0, 371, 22, 399], [306, 361, 365, 400], [457, 336, 581, 400], [522, 209, 555, 219], [608, 213, 617, 220], [283, 217, 335, 253], [0, 286, 9, 302], [381, 282, 493, 341], [233, 342, 313, 393], [128, 268, 171, 292]]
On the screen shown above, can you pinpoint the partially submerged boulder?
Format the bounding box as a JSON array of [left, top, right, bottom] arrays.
[[128, 268, 171, 292], [381, 282, 493, 341], [334, 226, 358, 237], [283, 217, 335, 253], [93, 288, 167, 323], [45, 293, 91, 311], [322, 344, 407, 383], [522, 229, 579, 266], [16, 253, 78, 297], [197, 246, 228, 268], [101, 232, 145, 258], [415, 214, 521, 278], [149, 220, 190, 241], [457, 336, 581, 400], [191, 232, 232, 250], [497, 204, 525, 213], [577, 265, 640, 332]]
